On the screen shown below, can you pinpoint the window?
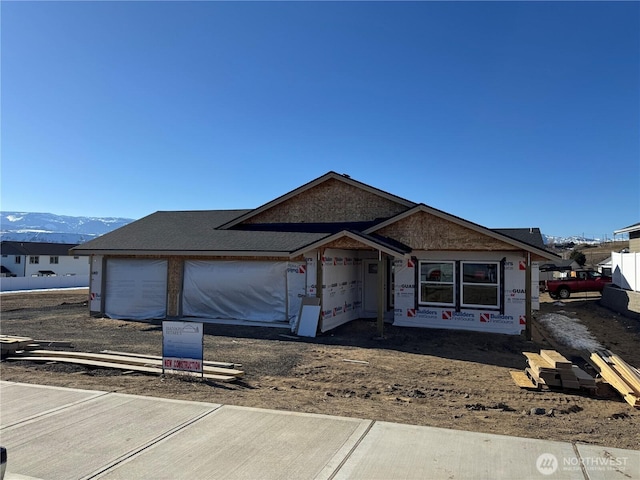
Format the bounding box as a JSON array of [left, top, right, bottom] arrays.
[[29, 256, 39, 264], [419, 261, 455, 306], [50, 256, 59, 264], [15, 256, 21, 264], [461, 262, 499, 308]]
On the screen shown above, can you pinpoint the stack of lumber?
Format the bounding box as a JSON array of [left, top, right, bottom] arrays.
[[5, 348, 244, 383], [590, 350, 640, 408], [511, 349, 596, 391], [0, 335, 34, 356], [1, 335, 73, 357]]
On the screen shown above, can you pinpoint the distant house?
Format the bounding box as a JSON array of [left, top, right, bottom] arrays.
[[72, 172, 558, 336], [597, 256, 612, 277], [0, 241, 89, 278], [602, 223, 640, 319], [615, 222, 640, 253]]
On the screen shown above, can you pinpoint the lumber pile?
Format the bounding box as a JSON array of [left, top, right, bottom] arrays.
[[3, 342, 244, 383], [589, 350, 640, 408], [1, 335, 34, 356], [513, 349, 596, 391]]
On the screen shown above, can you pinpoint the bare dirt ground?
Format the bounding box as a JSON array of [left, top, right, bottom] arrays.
[[1, 289, 638, 450]]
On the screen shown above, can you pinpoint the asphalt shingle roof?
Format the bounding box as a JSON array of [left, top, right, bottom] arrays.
[[1, 241, 79, 256], [72, 210, 329, 254]]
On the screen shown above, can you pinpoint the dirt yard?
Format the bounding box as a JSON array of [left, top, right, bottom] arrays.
[[1, 289, 638, 450]]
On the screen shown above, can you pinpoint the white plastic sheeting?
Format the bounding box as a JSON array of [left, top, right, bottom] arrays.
[[182, 260, 289, 322], [105, 259, 167, 320]]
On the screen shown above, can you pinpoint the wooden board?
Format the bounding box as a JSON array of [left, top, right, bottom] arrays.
[[590, 351, 639, 408], [540, 350, 572, 370], [100, 350, 237, 369], [570, 366, 596, 386], [523, 352, 555, 372], [24, 350, 244, 377], [6, 355, 238, 383], [510, 370, 538, 390]]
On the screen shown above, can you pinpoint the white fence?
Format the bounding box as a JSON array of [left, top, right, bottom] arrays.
[[612, 252, 640, 292], [0, 274, 89, 292]]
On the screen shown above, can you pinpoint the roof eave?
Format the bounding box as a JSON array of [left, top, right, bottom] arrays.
[[69, 249, 296, 258]]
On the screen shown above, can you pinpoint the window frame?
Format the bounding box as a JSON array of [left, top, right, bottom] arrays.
[[460, 261, 500, 309], [29, 256, 40, 264], [50, 256, 59, 264], [418, 260, 456, 307], [15, 256, 21, 264]]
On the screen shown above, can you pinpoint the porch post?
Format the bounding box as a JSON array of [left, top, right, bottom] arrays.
[[525, 252, 532, 340], [377, 252, 385, 338]]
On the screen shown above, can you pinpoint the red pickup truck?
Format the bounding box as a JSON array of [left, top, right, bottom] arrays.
[[545, 270, 612, 299]]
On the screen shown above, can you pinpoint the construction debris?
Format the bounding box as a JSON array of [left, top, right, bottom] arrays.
[[512, 349, 596, 392], [589, 349, 640, 408], [1, 335, 244, 383]]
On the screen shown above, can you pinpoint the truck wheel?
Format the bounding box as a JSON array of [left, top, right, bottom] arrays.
[[558, 287, 570, 299]]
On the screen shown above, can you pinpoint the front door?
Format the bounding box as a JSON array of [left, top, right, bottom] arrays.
[[363, 259, 380, 317]]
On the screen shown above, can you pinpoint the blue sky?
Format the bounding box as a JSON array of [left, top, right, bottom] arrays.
[[2, 1, 638, 240]]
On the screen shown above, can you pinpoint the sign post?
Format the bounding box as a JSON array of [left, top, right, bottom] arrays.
[[162, 321, 204, 377]]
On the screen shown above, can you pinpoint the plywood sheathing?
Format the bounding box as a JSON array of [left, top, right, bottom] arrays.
[[323, 237, 376, 251], [242, 178, 410, 225], [378, 211, 518, 251]]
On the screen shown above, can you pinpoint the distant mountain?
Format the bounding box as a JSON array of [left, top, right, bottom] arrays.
[[0, 212, 135, 244], [542, 234, 602, 246]]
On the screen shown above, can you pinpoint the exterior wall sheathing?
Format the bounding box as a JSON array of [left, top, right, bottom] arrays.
[[243, 178, 410, 224], [377, 211, 518, 251]]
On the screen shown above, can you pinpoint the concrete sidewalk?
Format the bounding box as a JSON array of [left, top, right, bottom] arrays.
[[0, 381, 637, 480]]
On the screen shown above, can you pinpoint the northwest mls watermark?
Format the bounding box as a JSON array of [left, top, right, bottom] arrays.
[[536, 452, 629, 476]]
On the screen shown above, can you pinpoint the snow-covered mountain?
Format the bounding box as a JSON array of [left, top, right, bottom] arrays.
[[0, 212, 135, 244], [542, 234, 603, 246]]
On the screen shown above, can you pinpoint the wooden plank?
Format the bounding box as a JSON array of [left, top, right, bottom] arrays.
[[6, 355, 238, 382], [23, 350, 244, 377], [100, 350, 238, 369], [571, 365, 596, 386], [590, 352, 639, 408], [604, 352, 640, 393], [510, 370, 538, 390], [540, 350, 572, 370], [523, 352, 555, 372]]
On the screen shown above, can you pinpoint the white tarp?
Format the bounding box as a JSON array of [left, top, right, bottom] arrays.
[[105, 259, 167, 320], [182, 260, 288, 322]]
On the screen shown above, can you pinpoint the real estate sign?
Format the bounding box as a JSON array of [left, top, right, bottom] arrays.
[[162, 321, 204, 374]]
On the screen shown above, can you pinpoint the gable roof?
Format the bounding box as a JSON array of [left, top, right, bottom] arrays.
[[219, 171, 416, 230], [364, 205, 557, 260], [70, 173, 558, 260], [290, 230, 411, 258], [1, 241, 79, 256]]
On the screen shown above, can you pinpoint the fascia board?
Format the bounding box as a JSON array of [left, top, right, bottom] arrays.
[[614, 224, 640, 235]]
